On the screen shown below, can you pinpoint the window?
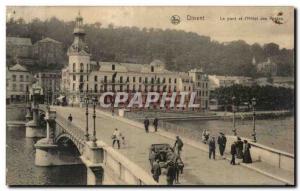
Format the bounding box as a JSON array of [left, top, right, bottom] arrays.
[[151, 66, 154, 72], [126, 77, 129, 82], [80, 75, 83, 82], [163, 78, 166, 83], [80, 63, 83, 72], [73, 75, 76, 81], [139, 77, 142, 83], [169, 78, 171, 83], [20, 84, 24, 91], [120, 76, 123, 83], [12, 84, 16, 91], [73, 83, 75, 91], [151, 78, 154, 84], [112, 64, 115, 70], [26, 75, 29, 81], [94, 84, 98, 92], [12, 75, 16, 82], [87, 76, 89, 81], [184, 86, 186, 91], [133, 77, 136, 83], [94, 76, 98, 82], [145, 77, 148, 83], [120, 85, 123, 91], [174, 78, 177, 84], [73, 63, 76, 72], [104, 76, 107, 82], [20, 75, 24, 82], [157, 78, 160, 83]]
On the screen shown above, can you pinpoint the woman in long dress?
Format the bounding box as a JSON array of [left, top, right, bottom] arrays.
[[236, 137, 244, 159], [243, 140, 252, 163]]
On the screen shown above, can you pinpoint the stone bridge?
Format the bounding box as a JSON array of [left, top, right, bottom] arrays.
[[24, 103, 157, 185]]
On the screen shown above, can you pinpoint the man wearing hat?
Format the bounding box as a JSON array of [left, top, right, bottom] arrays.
[[217, 132, 227, 159]]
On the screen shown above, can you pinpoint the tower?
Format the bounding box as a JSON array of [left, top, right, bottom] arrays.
[[67, 12, 91, 103]]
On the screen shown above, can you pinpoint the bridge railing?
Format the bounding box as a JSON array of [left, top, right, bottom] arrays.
[[100, 142, 158, 185]]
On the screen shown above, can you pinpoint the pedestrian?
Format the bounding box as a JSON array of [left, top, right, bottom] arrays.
[[230, 142, 237, 165], [112, 128, 121, 149], [151, 159, 161, 183], [175, 157, 184, 184], [111, 106, 115, 116], [217, 132, 227, 158], [144, 117, 150, 133], [68, 114, 73, 122], [174, 136, 184, 156], [201, 129, 207, 143], [236, 137, 244, 159], [208, 137, 216, 160], [153, 118, 159, 132], [166, 162, 176, 185], [149, 148, 157, 168], [243, 140, 252, 163]]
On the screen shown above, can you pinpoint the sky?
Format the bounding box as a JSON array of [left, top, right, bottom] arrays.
[[6, 6, 294, 49]]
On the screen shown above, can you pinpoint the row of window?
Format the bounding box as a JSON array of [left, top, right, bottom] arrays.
[[73, 63, 90, 72], [11, 83, 29, 92], [197, 90, 209, 97], [90, 75, 177, 84], [196, 82, 208, 89], [12, 74, 30, 82]]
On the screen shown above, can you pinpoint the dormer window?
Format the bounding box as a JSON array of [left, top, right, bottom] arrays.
[[151, 66, 154, 72], [112, 64, 115, 71]]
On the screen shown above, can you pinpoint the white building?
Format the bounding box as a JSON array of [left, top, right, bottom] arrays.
[[6, 63, 33, 103], [61, 13, 210, 110], [208, 75, 253, 90]]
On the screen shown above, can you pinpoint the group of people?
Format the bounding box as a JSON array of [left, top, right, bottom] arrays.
[[144, 117, 159, 133], [149, 138, 185, 185], [230, 137, 252, 165], [207, 132, 252, 165]]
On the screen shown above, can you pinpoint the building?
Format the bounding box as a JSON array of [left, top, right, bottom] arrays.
[[6, 63, 33, 103], [6, 37, 34, 67], [61, 13, 210, 110], [34, 71, 62, 104], [208, 75, 253, 90], [33, 37, 64, 67], [256, 58, 277, 76]]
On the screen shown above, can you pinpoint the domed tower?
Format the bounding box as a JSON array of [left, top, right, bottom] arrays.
[[68, 12, 91, 101]]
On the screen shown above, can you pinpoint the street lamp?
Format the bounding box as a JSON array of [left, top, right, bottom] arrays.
[[232, 96, 237, 136], [91, 96, 98, 146], [251, 97, 257, 142], [84, 96, 89, 141]]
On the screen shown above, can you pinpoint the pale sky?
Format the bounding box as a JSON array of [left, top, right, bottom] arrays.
[[6, 6, 294, 49]]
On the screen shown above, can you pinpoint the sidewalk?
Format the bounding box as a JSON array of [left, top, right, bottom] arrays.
[[54, 106, 290, 185]]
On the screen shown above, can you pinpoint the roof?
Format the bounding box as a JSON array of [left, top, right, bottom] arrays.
[[36, 37, 62, 44], [7, 37, 32, 46], [9, 63, 28, 72]]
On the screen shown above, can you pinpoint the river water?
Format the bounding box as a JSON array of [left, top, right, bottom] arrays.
[[6, 125, 87, 186], [164, 116, 294, 154]]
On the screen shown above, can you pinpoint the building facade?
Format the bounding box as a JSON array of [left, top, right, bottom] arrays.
[[209, 75, 253, 90], [6, 63, 33, 103], [34, 71, 62, 104], [61, 13, 210, 110], [33, 37, 64, 67], [6, 37, 34, 67]]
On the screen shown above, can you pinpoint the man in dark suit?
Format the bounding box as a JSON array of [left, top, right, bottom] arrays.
[[144, 117, 150, 133], [217, 132, 227, 158], [230, 142, 237, 165], [153, 118, 159, 132], [208, 137, 216, 160]]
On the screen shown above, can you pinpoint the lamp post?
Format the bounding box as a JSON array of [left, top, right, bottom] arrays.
[[232, 96, 237, 136], [91, 96, 98, 146], [84, 96, 89, 141], [251, 97, 257, 142]]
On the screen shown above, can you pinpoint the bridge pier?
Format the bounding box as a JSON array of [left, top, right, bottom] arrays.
[[81, 141, 105, 185], [25, 105, 45, 138]]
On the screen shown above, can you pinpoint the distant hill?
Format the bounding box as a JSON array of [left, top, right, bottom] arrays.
[[6, 17, 294, 77]]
